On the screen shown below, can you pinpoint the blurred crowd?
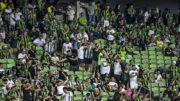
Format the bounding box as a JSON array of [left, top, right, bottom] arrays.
[[0, 0, 180, 101]]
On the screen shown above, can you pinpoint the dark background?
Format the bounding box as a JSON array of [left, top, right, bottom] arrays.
[[15, 0, 179, 13], [62, 0, 179, 13]]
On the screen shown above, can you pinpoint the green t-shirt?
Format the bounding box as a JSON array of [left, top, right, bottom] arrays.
[[50, 22, 58, 35], [41, 91, 47, 99], [128, 8, 136, 17], [98, 52, 103, 66], [79, 17, 87, 26], [86, 25, 94, 32], [6, 91, 15, 101], [44, 76, 51, 86], [17, 69, 26, 77], [156, 22, 164, 30], [162, 98, 169, 101], [104, 77, 110, 83], [166, 12, 173, 23], [44, 56, 50, 63], [109, 16, 117, 25], [20, 36, 30, 49], [24, 2, 29, 14], [18, 19, 26, 31], [120, 51, 126, 60], [2, 49, 9, 58], [115, 32, 122, 38], [102, 10, 110, 19], [142, 74, 148, 86], [126, 45, 133, 51], [85, 83, 92, 90], [72, 21, 79, 29], [170, 66, 179, 78], [38, 1, 43, 11], [28, 13, 36, 25]]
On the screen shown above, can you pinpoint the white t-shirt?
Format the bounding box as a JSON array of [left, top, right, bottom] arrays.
[[5, 9, 12, 13], [15, 12, 22, 21], [51, 56, 59, 64], [164, 35, 170, 43], [114, 62, 122, 75], [104, 20, 109, 27], [63, 42, 73, 54], [10, 13, 16, 26], [33, 38, 46, 46], [63, 92, 73, 101], [57, 85, 65, 95], [107, 34, 114, 41], [0, 31, 5, 39], [82, 33, 89, 43], [0, 68, 5, 72], [144, 11, 150, 22], [108, 82, 118, 90], [108, 82, 117, 86], [100, 58, 110, 75], [0, 15, 3, 25], [121, 88, 126, 92], [106, 29, 115, 34], [148, 30, 155, 36], [18, 53, 27, 59], [18, 53, 27, 63], [67, 9, 75, 21], [78, 46, 84, 59], [107, 29, 115, 41], [129, 70, 138, 83], [155, 74, 162, 84], [7, 80, 14, 88], [76, 33, 82, 43], [2, 86, 8, 94], [135, 65, 140, 70]]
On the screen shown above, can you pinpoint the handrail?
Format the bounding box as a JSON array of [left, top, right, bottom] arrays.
[[149, 72, 155, 101]]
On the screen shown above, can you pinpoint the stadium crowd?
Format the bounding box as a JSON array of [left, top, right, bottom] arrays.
[[0, 0, 180, 101]]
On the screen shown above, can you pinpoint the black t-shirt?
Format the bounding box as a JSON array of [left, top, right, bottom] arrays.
[[66, 54, 78, 66], [165, 47, 172, 56], [176, 61, 180, 67], [28, 50, 36, 58], [54, 11, 64, 15], [117, 23, 125, 29], [93, 49, 99, 61], [11, 36, 19, 48], [28, 66, 36, 79], [23, 89, 32, 101], [16, 68, 26, 77], [163, 90, 173, 98], [59, 71, 67, 80]]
